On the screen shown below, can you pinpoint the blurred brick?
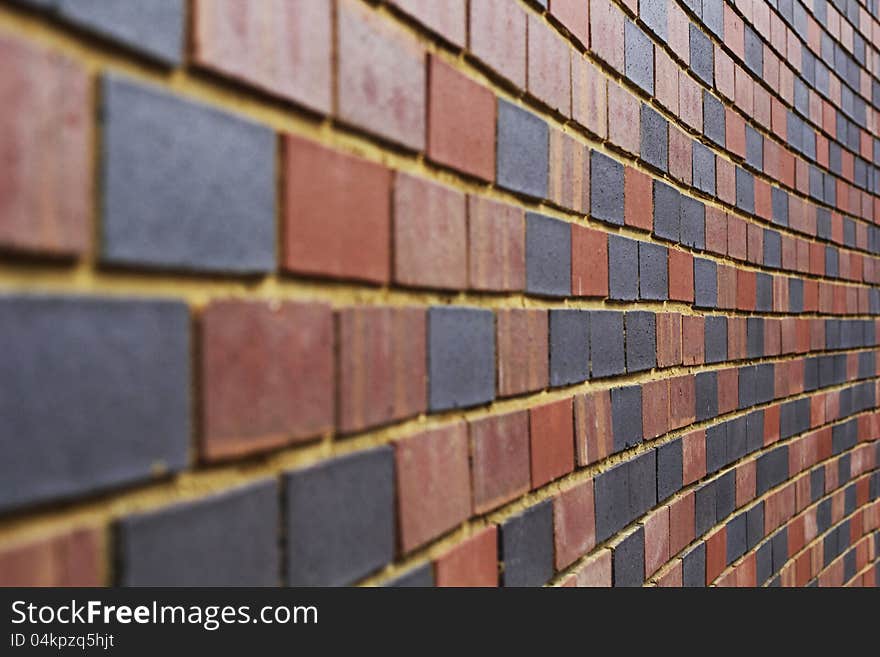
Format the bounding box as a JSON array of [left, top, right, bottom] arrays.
[[468, 197, 525, 292], [469, 0, 526, 87], [0, 528, 102, 586], [389, 0, 466, 45], [575, 390, 614, 466], [496, 309, 549, 397], [530, 398, 575, 488], [435, 527, 498, 587], [470, 411, 531, 514], [554, 479, 596, 569], [571, 224, 608, 297], [527, 14, 571, 115]]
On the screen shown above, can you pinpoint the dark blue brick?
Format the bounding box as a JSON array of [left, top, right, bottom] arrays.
[[844, 482, 856, 514], [770, 528, 788, 573], [789, 278, 804, 313], [101, 76, 276, 274], [726, 513, 747, 564], [744, 25, 763, 75], [591, 151, 624, 225], [119, 479, 278, 585], [715, 471, 735, 521], [689, 24, 713, 84], [682, 543, 706, 587], [641, 105, 668, 172], [694, 258, 717, 308], [727, 416, 748, 462], [755, 366, 775, 406], [735, 167, 755, 214], [746, 410, 764, 454], [628, 451, 657, 519], [756, 542, 772, 584], [0, 295, 189, 512], [497, 99, 548, 198], [746, 125, 763, 170], [747, 317, 764, 358], [625, 20, 654, 94], [756, 445, 789, 496], [704, 315, 727, 364], [612, 385, 643, 452], [816, 208, 831, 239], [692, 141, 716, 195], [525, 212, 571, 297], [594, 461, 631, 542], [831, 420, 857, 455], [763, 230, 781, 269], [804, 357, 819, 392], [771, 188, 788, 226], [696, 371, 719, 422], [652, 180, 680, 242], [613, 527, 645, 587], [608, 235, 639, 301], [817, 499, 831, 533], [843, 549, 856, 583], [680, 197, 705, 249], [703, 91, 725, 147], [638, 242, 668, 300], [385, 563, 435, 587], [549, 309, 590, 387], [656, 438, 683, 502], [695, 482, 717, 537], [705, 423, 726, 473], [746, 502, 764, 550], [285, 447, 394, 586], [810, 467, 825, 503], [590, 311, 625, 378], [625, 311, 656, 373], [755, 273, 773, 311], [428, 307, 495, 411], [825, 246, 839, 277], [499, 500, 554, 587]]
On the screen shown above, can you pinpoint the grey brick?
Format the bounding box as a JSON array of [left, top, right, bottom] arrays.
[[0, 295, 189, 512], [702, 0, 723, 37], [525, 212, 571, 297], [385, 563, 435, 587], [590, 311, 625, 378], [746, 125, 763, 170], [613, 527, 645, 587], [609, 235, 639, 301], [810, 467, 825, 503], [692, 142, 716, 195], [704, 315, 727, 364], [428, 307, 495, 411], [625, 311, 656, 373], [694, 258, 717, 308], [816, 208, 831, 239], [680, 196, 706, 250], [705, 423, 726, 473], [652, 180, 680, 242], [755, 363, 774, 404], [656, 438, 683, 502], [689, 24, 713, 85], [696, 371, 719, 422], [756, 445, 789, 496], [286, 447, 395, 586], [738, 365, 755, 409], [695, 482, 716, 537], [628, 451, 657, 519], [771, 188, 788, 226], [682, 543, 706, 587], [756, 542, 772, 584], [101, 76, 275, 274], [499, 500, 554, 587], [497, 99, 549, 199], [703, 91, 725, 146], [594, 461, 630, 542], [746, 502, 764, 550], [817, 499, 831, 533], [755, 273, 773, 311], [735, 167, 755, 214], [638, 242, 668, 300], [789, 278, 804, 313], [641, 105, 668, 172], [844, 549, 856, 582], [804, 357, 818, 392], [549, 309, 590, 387], [625, 20, 654, 94], [118, 480, 278, 586], [715, 471, 735, 521], [763, 230, 781, 269], [611, 385, 643, 452], [825, 246, 838, 277], [726, 513, 747, 564], [744, 25, 763, 76], [641, 0, 667, 40], [746, 410, 764, 454], [747, 317, 764, 358], [591, 151, 624, 225], [727, 416, 748, 462]]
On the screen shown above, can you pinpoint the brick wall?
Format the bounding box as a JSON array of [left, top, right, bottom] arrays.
[[0, 0, 879, 588]]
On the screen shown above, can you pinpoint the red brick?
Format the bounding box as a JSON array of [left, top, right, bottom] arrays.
[[669, 376, 697, 431], [0, 527, 102, 586], [668, 125, 692, 185], [682, 429, 706, 485], [679, 72, 703, 131], [337, 306, 426, 434], [469, 411, 531, 514], [282, 135, 391, 283], [608, 80, 640, 155], [468, 196, 525, 292], [717, 368, 738, 415], [717, 264, 737, 310], [746, 222, 764, 265], [681, 316, 704, 365], [528, 14, 571, 115], [572, 56, 607, 138], [656, 560, 683, 586], [668, 491, 696, 555], [705, 207, 728, 256], [396, 423, 472, 552], [338, 0, 425, 149], [394, 173, 467, 289], [734, 65, 753, 115], [726, 108, 746, 159], [705, 527, 726, 584], [389, 0, 466, 45], [624, 167, 653, 232], [468, 0, 527, 87], [570, 549, 612, 586], [656, 312, 682, 368], [201, 300, 334, 460], [554, 479, 596, 569], [571, 224, 608, 297], [193, 0, 331, 112], [736, 269, 756, 310], [434, 527, 497, 587], [727, 316, 747, 361], [0, 35, 90, 256], [736, 460, 757, 508], [590, 0, 624, 72], [551, 0, 589, 47], [655, 48, 679, 113], [643, 506, 670, 577], [549, 130, 589, 213], [716, 158, 736, 205], [496, 309, 549, 397], [428, 57, 495, 180], [575, 390, 614, 466], [764, 319, 781, 356], [668, 249, 694, 302], [715, 46, 735, 99], [530, 398, 575, 488], [642, 379, 669, 440], [667, 2, 690, 64]]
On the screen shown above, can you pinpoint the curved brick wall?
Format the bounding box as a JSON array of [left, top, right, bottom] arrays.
[[0, 0, 879, 588]]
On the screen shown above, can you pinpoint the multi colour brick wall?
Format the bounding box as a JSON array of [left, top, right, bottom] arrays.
[[0, 0, 879, 589]]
